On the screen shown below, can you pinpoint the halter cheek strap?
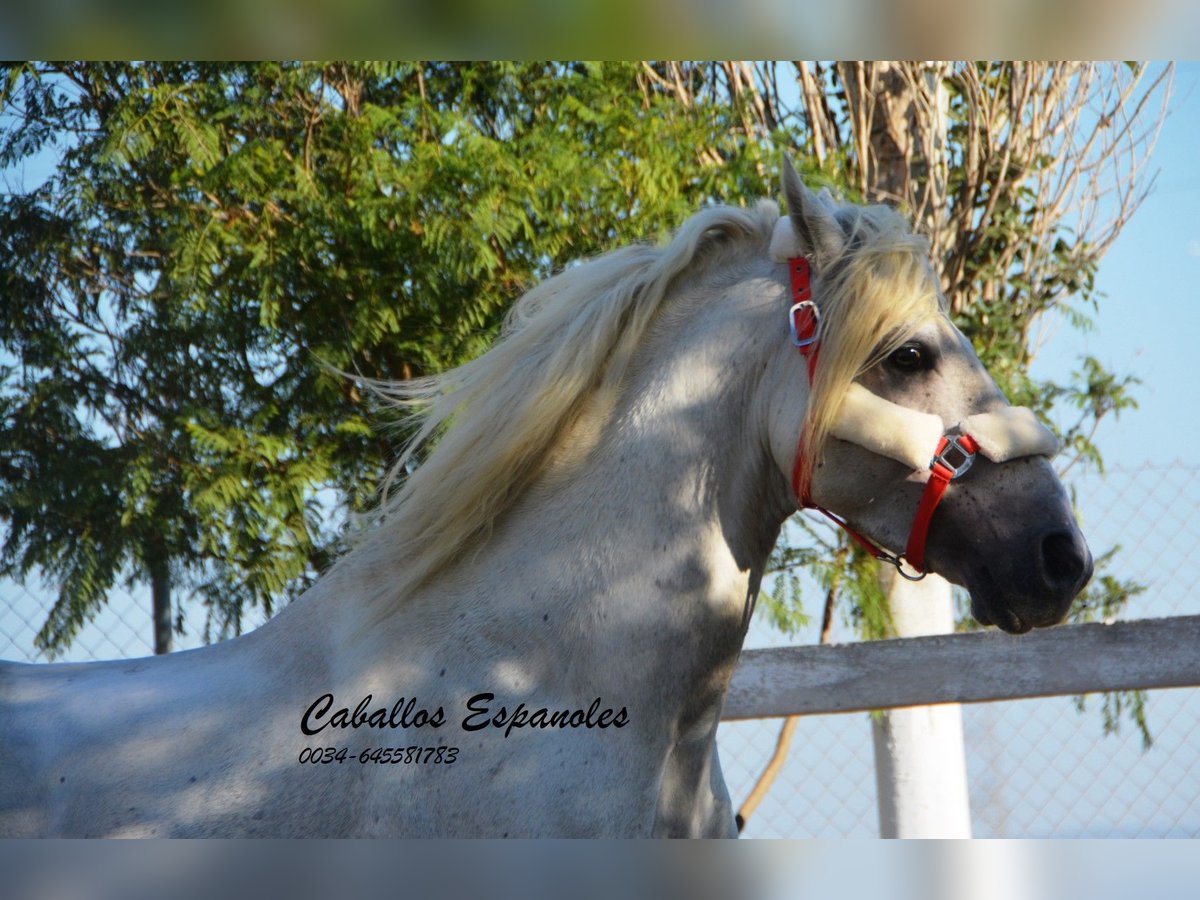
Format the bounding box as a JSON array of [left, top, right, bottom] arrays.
[[780, 251, 1056, 580]]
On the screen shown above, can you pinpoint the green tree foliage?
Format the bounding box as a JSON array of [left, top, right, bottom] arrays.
[[0, 61, 788, 654]]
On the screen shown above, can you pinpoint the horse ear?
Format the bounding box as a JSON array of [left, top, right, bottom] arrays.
[[815, 186, 838, 210], [780, 156, 845, 267]]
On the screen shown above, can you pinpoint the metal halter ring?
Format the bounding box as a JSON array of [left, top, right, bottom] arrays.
[[878, 552, 927, 582], [789, 300, 821, 349]]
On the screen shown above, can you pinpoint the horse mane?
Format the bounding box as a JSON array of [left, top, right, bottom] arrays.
[[345, 190, 941, 617], [346, 201, 779, 617]]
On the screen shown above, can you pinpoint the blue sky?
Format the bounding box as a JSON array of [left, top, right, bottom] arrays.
[[1030, 61, 1200, 470]]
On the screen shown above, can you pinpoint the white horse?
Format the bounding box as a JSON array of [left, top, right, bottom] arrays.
[[0, 161, 1092, 837]]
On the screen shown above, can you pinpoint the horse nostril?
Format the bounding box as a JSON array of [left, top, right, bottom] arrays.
[[1039, 530, 1090, 592]]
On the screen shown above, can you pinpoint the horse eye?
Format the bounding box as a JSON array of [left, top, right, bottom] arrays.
[[889, 344, 926, 372]]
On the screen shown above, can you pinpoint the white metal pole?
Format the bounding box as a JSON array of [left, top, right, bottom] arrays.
[[871, 570, 973, 838]]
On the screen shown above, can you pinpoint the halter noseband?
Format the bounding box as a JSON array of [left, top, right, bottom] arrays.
[[783, 253, 1053, 581]]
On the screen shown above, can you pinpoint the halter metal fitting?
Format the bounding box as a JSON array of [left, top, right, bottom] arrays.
[[931, 434, 977, 479], [789, 300, 821, 349]]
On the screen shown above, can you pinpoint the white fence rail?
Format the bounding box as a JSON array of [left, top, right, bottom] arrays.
[[723, 615, 1200, 721]]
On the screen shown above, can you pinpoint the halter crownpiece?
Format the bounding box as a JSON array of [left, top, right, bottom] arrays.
[[780, 248, 1059, 579]]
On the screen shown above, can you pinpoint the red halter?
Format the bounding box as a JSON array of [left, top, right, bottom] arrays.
[[786, 256, 978, 580]]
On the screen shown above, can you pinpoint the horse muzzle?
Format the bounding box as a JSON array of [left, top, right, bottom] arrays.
[[968, 525, 1093, 634]]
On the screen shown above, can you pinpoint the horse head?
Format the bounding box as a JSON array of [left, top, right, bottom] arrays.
[[764, 159, 1092, 634]]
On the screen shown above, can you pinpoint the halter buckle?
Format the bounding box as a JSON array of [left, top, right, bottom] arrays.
[[789, 300, 821, 349], [931, 434, 976, 479]]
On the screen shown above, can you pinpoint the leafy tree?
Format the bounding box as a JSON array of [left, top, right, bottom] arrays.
[[0, 61, 787, 655]]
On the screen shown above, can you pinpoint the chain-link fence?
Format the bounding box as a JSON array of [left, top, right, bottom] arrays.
[[3, 464, 1198, 837], [1, 577, 269, 664]]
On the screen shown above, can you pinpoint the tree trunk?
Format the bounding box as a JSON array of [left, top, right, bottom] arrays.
[[148, 548, 172, 655], [850, 62, 972, 838]]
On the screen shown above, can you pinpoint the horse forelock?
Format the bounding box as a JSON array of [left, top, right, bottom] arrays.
[[794, 201, 944, 489], [346, 200, 781, 621]]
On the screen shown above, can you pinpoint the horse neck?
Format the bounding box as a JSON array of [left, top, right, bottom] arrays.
[[423, 283, 795, 685], [295, 271, 797, 714]]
